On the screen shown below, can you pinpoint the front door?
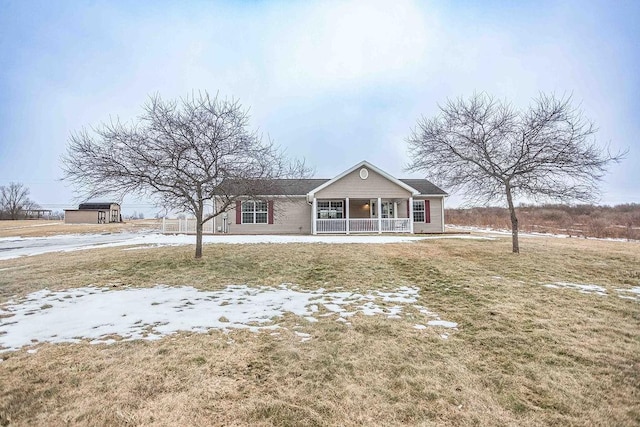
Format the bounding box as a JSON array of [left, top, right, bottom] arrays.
[[371, 201, 394, 218], [381, 202, 394, 218]]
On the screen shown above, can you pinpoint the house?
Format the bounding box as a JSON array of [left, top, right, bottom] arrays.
[[212, 160, 447, 235], [64, 202, 122, 224]]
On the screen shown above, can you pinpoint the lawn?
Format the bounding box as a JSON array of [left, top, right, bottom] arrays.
[[0, 231, 638, 426], [0, 219, 160, 238]]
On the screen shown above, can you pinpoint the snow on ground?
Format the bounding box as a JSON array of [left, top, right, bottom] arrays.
[[448, 225, 571, 239], [542, 282, 640, 301], [0, 231, 493, 260], [448, 225, 638, 242], [543, 282, 608, 296], [616, 287, 640, 302], [0, 284, 457, 352]]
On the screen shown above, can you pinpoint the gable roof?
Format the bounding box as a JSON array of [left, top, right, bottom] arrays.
[[307, 160, 420, 197], [78, 202, 120, 210], [216, 162, 447, 197]]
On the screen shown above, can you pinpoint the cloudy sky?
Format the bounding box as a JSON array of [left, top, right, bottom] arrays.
[[1, 0, 638, 215]]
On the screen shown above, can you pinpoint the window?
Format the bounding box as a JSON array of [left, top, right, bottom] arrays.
[[412, 200, 431, 223], [413, 201, 425, 222], [317, 200, 343, 219], [241, 200, 268, 224]]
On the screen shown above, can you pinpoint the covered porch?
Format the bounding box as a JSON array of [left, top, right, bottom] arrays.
[[312, 197, 414, 234]]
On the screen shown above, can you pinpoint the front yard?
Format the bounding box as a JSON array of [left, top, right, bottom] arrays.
[[0, 231, 638, 426]]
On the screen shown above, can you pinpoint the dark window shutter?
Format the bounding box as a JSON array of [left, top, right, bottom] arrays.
[[236, 200, 242, 224], [425, 200, 431, 223], [268, 200, 274, 224], [407, 201, 410, 219]]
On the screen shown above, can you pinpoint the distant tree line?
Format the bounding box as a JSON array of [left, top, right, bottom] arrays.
[[125, 211, 145, 220], [446, 204, 640, 240], [0, 182, 41, 220]]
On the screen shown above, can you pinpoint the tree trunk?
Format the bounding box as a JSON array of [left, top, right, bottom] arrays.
[[505, 184, 519, 253], [195, 211, 204, 259]]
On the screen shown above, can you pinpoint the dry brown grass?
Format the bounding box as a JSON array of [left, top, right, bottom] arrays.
[[0, 220, 161, 238], [446, 204, 640, 240], [0, 235, 639, 426]]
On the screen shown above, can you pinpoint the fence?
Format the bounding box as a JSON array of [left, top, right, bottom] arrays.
[[162, 218, 214, 234]]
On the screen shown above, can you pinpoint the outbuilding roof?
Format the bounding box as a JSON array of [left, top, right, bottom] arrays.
[[78, 202, 120, 210]]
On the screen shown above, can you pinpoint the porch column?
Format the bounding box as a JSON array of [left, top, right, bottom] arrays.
[[312, 198, 317, 235], [408, 197, 414, 234], [345, 197, 350, 234], [393, 202, 397, 219], [377, 197, 382, 234]]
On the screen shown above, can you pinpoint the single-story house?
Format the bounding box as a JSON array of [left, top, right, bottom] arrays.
[[212, 160, 447, 235], [64, 202, 122, 224]]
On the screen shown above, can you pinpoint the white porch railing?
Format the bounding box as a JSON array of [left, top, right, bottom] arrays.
[[316, 219, 347, 233], [316, 218, 411, 234], [381, 218, 411, 233], [162, 218, 214, 234], [349, 219, 379, 233]]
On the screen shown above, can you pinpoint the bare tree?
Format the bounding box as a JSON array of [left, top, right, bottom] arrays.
[[62, 92, 307, 258], [0, 182, 37, 220], [407, 93, 625, 253]]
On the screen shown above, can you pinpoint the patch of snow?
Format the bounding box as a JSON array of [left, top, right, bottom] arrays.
[[413, 324, 427, 330], [615, 287, 640, 302], [0, 231, 496, 260], [294, 331, 312, 342], [90, 338, 116, 345], [544, 282, 608, 296], [448, 225, 638, 242], [0, 284, 458, 352], [413, 304, 437, 317], [427, 320, 459, 329], [440, 333, 449, 339], [417, 234, 495, 241]]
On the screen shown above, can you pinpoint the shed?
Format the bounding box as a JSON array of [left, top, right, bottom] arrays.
[[64, 202, 122, 224]]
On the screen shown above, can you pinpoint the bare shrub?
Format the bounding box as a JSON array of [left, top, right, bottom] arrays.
[[447, 203, 640, 240]]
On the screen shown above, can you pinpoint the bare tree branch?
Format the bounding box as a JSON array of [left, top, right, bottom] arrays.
[[407, 92, 626, 253], [0, 182, 38, 220], [62, 91, 309, 258]]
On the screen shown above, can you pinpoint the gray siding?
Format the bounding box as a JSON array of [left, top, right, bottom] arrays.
[[64, 204, 121, 224], [413, 197, 444, 233], [315, 167, 411, 199], [64, 210, 100, 224], [216, 197, 311, 235]]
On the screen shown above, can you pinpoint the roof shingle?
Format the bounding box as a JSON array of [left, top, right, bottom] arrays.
[[218, 178, 446, 196]]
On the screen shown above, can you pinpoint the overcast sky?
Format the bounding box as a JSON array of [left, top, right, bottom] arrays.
[[1, 0, 638, 215]]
